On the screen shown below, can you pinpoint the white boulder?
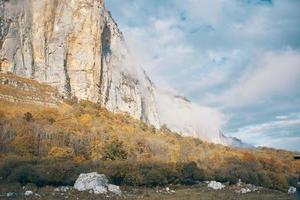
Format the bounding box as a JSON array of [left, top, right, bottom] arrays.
[[24, 191, 34, 196], [288, 186, 296, 194], [207, 181, 225, 190], [74, 172, 121, 195]]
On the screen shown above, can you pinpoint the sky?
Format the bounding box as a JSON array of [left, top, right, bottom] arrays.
[[106, 0, 300, 151]]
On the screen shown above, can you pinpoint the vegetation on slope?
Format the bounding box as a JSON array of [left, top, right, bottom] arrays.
[[0, 74, 299, 191]]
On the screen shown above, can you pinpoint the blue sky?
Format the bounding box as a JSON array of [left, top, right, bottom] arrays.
[[106, 0, 300, 151]]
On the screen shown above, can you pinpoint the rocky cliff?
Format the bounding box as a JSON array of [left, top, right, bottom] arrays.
[[0, 0, 247, 146], [0, 0, 159, 127]]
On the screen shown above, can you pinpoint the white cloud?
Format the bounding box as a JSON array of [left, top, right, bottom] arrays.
[[231, 118, 300, 139], [175, 0, 224, 26], [208, 50, 300, 107], [275, 115, 288, 120], [229, 116, 300, 151], [260, 137, 300, 151], [155, 90, 227, 143]]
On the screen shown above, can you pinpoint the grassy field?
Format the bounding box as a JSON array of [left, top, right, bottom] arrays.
[[0, 182, 295, 200]]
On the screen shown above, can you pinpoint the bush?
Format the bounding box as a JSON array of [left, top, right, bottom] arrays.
[[123, 170, 144, 186], [36, 159, 80, 186], [144, 168, 168, 186], [8, 165, 40, 185], [0, 156, 292, 191], [1, 157, 80, 187], [102, 138, 128, 161], [23, 112, 33, 122], [0, 156, 28, 179], [99, 161, 204, 187], [178, 162, 205, 185]]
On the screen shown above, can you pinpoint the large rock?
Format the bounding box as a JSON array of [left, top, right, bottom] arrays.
[[74, 172, 121, 195]]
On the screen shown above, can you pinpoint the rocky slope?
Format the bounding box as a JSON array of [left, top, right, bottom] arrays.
[[0, 0, 242, 146], [0, 73, 62, 107]]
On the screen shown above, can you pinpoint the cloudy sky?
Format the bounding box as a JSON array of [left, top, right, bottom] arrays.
[[106, 0, 300, 151]]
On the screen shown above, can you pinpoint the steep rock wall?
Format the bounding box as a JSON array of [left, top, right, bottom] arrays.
[[0, 0, 160, 127]]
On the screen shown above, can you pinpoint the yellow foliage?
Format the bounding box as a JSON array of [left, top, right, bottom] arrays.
[[48, 146, 74, 159], [79, 114, 93, 125]]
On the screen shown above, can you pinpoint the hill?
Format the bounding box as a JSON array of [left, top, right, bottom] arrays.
[[0, 73, 299, 193]]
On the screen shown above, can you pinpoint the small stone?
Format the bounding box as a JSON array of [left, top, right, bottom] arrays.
[[288, 186, 296, 194], [6, 192, 15, 197], [240, 188, 251, 194], [54, 186, 71, 193], [24, 191, 34, 196]]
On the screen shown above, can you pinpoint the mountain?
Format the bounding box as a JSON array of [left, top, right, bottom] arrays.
[[0, 0, 242, 146]]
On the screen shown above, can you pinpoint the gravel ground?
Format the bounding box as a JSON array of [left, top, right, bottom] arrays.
[[0, 182, 295, 200]]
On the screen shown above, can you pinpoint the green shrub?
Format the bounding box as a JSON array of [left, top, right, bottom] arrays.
[[179, 162, 205, 185], [287, 175, 298, 187], [0, 156, 35, 179], [123, 170, 144, 186], [144, 168, 168, 186], [8, 165, 40, 185]]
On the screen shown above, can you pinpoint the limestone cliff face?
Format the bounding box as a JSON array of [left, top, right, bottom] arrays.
[[0, 0, 160, 127]]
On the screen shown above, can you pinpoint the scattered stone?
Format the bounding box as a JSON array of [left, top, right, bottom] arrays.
[[166, 187, 170, 192], [235, 179, 261, 194], [54, 186, 71, 193], [24, 191, 34, 196], [237, 188, 251, 194], [237, 179, 243, 187], [74, 172, 121, 195], [6, 192, 16, 197], [288, 186, 296, 194], [207, 181, 225, 190]]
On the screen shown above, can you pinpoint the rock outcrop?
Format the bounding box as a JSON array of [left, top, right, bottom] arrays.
[[0, 73, 62, 106], [0, 0, 159, 127]]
